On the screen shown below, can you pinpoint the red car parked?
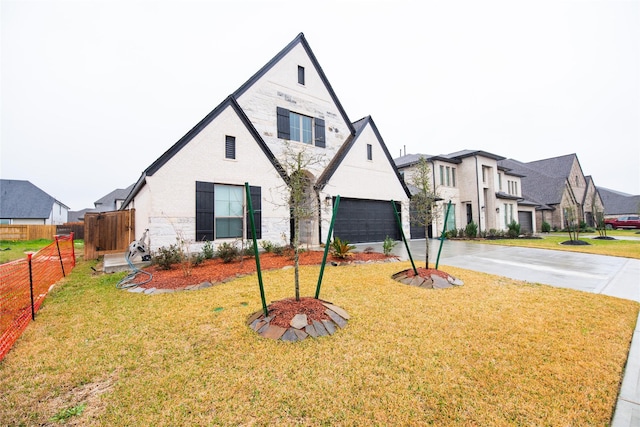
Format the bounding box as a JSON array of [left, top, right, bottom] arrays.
[[604, 215, 640, 229]]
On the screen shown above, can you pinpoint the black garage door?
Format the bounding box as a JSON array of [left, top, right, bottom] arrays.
[[333, 198, 401, 243]]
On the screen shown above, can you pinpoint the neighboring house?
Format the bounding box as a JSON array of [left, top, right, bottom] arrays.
[[0, 179, 69, 225], [499, 153, 603, 231], [395, 150, 536, 236], [94, 184, 134, 212], [121, 33, 410, 252], [68, 184, 134, 221], [598, 187, 640, 218]]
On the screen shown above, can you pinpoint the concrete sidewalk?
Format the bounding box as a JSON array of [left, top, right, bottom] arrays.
[[357, 239, 640, 426]]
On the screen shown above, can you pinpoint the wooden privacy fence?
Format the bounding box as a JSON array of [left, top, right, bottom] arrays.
[[0, 225, 58, 241], [84, 210, 135, 260]]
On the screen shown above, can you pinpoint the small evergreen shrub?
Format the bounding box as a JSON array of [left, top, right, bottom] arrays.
[[541, 221, 551, 233], [260, 240, 275, 253], [507, 220, 521, 238], [382, 236, 398, 256], [202, 240, 215, 260], [216, 242, 239, 263], [190, 252, 205, 267], [465, 222, 478, 238], [152, 244, 182, 270]]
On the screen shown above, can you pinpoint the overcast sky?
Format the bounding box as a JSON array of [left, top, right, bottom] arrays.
[[2, 0, 639, 211]]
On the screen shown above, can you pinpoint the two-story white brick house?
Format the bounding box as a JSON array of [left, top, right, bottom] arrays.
[[121, 33, 410, 252]]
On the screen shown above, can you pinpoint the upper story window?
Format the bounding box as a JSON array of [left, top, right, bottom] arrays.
[[276, 107, 325, 148], [498, 173, 502, 191], [298, 66, 305, 85], [367, 144, 372, 160], [290, 112, 312, 144], [439, 165, 457, 187], [507, 180, 518, 196], [225, 135, 236, 159]]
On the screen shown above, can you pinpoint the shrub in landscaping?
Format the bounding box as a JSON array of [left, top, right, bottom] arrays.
[[330, 237, 356, 259], [202, 241, 215, 260], [382, 236, 398, 256], [215, 242, 240, 263], [541, 221, 551, 233], [507, 220, 521, 238], [152, 244, 182, 270], [465, 222, 478, 238]]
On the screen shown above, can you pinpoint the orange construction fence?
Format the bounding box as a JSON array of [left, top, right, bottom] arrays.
[[0, 234, 76, 361]]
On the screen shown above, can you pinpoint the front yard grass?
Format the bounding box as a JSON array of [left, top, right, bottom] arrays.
[[476, 230, 640, 259], [0, 260, 638, 426]]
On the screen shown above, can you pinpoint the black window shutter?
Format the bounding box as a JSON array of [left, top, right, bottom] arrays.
[[225, 135, 236, 159], [195, 181, 215, 241], [277, 107, 290, 139], [314, 118, 325, 148], [246, 186, 262, 239]]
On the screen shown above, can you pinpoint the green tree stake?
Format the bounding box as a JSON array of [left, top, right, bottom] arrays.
[[315, 195, 340, 299], [245, 182, 268, 317], [435, 200, 452, 270], [392, 200, 418, 275]]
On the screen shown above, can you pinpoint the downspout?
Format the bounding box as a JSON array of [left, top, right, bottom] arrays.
[[475, 156, 482, 235]]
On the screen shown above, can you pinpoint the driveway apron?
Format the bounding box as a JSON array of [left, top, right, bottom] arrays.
[[357, 239, 640, 426]]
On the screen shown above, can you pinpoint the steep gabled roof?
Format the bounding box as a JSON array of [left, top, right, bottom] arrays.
[[499, 158, 567, 206], [598, 186, 640, 215], [233, 33, 355, 137], [122, 96, 287, 208], [524, 153, 580, 179], [94, 184, 134, 211], [316, 116, 411, 198], [0, 179, 66, 219]]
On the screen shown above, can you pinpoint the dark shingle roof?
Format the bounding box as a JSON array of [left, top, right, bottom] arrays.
[[598, 187, 640, 215], [0, 179, 57, 219], [94, 184, 134, 211], [524, 153, 577, 178], [498, 159, 567, 206]]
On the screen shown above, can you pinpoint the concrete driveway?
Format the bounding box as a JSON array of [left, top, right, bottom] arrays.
[[356, 238, 640, 426]]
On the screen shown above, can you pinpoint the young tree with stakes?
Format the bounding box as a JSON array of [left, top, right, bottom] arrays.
[[278, 143, 325, 301], [409, 156, 440, 269]]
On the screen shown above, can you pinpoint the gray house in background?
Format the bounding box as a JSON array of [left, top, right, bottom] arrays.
[[598, 187, 640, 218], [0, 179, 69, 225], [68, 184, 134, 221], [93, 184, 134, 212]]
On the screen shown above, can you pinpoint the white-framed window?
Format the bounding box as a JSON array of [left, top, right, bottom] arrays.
[[214, 184, 244, 239], [439, 165, 456, 187], [276, 107, 325, 148], [366, 144, 372, 160], [298, 65, 305, 85], [289, 112, 312, 144]]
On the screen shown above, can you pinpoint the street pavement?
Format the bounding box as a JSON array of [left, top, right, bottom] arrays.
[[356, 238, 640, 426]]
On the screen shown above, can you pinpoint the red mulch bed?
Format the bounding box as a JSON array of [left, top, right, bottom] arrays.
[[137, 251, 393, 290], [405, 267, 452, 279], [266, 297, 332, 329]]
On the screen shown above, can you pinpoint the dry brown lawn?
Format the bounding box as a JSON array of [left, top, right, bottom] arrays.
[[0, 259, 637, 426]]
